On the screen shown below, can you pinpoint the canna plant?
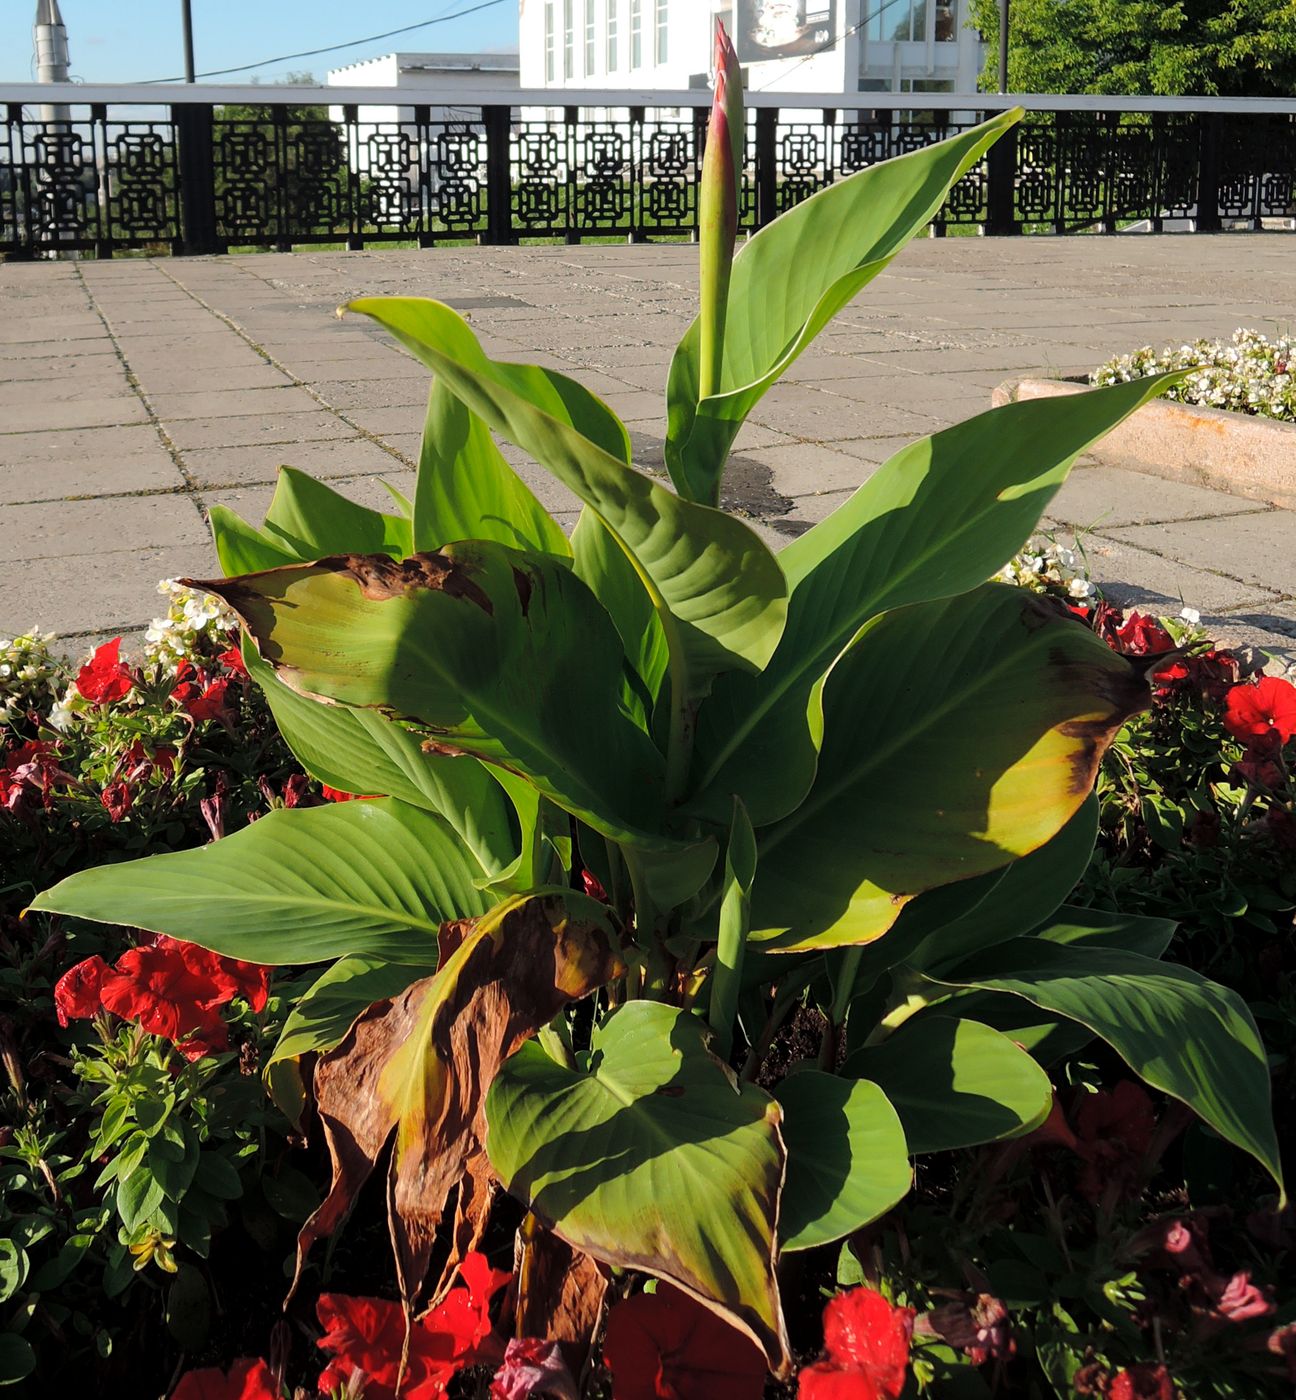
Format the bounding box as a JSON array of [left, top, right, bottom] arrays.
[[33, 24, 1283, 1379]]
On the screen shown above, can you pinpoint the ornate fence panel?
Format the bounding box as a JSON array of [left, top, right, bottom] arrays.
[[1, 88, 1294, 257]]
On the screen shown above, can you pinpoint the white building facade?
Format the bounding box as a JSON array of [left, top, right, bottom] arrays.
[[517, 0, 986, 98]]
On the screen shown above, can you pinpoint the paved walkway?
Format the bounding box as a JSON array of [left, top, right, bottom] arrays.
[[2, 236, 1294, 663]]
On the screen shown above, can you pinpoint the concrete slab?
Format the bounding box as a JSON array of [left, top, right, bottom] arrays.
[[163, 412, 361, 451], [2, 495, 208, 562], [1, 396, 150, 434], [1107, 512, 1296, 596], [1047, 465, 1268, 530]]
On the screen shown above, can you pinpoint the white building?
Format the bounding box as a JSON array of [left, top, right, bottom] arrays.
[[517, 0, 986, 99], [325, 51, 520, 125]]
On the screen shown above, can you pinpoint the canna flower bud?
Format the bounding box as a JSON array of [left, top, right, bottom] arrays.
[[698, 18, 744, 404]]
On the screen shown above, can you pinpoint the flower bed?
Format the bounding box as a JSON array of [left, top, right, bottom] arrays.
[[1092, 330, 1296, 422], [4, 548, 1293, 1397]]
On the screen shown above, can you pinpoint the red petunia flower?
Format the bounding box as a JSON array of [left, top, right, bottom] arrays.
[[818, 1287, 914, 1400], [99, 943, 232, 1058], [490, 1338, 578, 1400], [170, 1356, 279, 1400], [53, 955, 110, 1027], [1074, 1081, 1157, 1204], [603, 1284, 767, 1400], [176, 677, 234, 726], [1223, 677, 1296, 745], [218, 645, 248, 678], [320, 785, 378, 802], [55, 937, 269, 1059], [1110, 611, 1175, 658], [1109, 1363, 1177, 1399], [2, 739, 72, 810], [76, 637, 134, 704], [315, 1252, 511, 1400], [101, 780, 133, 823]]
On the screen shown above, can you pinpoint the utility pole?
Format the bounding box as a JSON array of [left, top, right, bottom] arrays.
[[33, 0, 70, 124], [181, 0, 196, 82], [997, 0, 1011, 92]]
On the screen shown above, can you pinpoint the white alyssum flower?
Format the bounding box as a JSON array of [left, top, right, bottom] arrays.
[[1092, 329, 1296, 422]]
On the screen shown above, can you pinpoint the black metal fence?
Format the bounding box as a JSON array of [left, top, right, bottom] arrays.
[[2, 87, 1294, 258]]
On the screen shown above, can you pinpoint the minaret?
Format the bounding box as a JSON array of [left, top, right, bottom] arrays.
[[34, 0, 71, 125]]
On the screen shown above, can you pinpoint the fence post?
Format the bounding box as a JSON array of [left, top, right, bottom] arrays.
[[483, 103, 514, 245], [1195, 112, 1222, 232], [173, 104, 220, 255], [755, 106, 778, 230], [986, 120, 1018, 235]]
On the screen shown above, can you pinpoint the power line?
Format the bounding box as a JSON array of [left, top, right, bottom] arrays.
[[139, 0, 510, 84]]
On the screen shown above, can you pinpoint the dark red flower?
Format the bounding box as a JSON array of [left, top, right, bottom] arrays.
[[153, 935, 270, 1013], [1206, 1269, 1274, 1323], [171, 1356, 279, 1400], [1110, 611, 1174, 658], [218, 645, 248, 678], [1074, 1081, 1156, 1203], [76, 637, 133, 704], [101, 780, 133, 823], [580, 869, 609, 903], [315, 1252, 510, 1400], [53, 955, 110, 1027], [1223, 677, 1296, 745], [1268, 1322, 1296, 1384], [490, 1337, 578, 1400], [1025, 1093, 1078, 1152], [604, 1284, 767, 1400], [177, 677, 234, 726], [1109, 1363, 1176, 1399], [1260, 807, 1296, 851], [1, 739, 71, 810], [122, 740, 176, 783], [320, 784, 377, 802], [924, 1294, 1014, 1366]]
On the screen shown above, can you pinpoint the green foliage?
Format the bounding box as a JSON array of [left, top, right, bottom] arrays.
[[32, 93, 1285, 1376], [969, 0, 1296, 96]]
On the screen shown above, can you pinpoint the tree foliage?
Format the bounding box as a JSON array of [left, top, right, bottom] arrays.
[[970, 0, 1296, 96]]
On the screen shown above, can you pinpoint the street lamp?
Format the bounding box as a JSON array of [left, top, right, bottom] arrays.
[[181, 0, 196, 81], [997, 0, 1010, 93]]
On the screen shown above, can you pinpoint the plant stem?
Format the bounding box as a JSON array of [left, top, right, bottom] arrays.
[[710, 894, 747, 1065]]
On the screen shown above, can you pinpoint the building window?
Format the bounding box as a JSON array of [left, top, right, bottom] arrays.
[[544, 1, 555, 82], [935, 0, 956, 40], [868, 0, 929, 42], [654, 0, 668, 64], [563, 0, 574, 78], [631, 0, 643, 67], [607, 0, 619, 70], [585, 0, 596, 74]]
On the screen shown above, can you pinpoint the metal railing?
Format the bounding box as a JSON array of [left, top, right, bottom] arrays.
[[2, 85, 1294, 257]]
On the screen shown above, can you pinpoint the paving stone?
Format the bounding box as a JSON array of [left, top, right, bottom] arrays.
[[0, 545, 215, 639], [1, 396, 149, 434], [1047, 530, 1282, 613], [1106, 512, 1296, 596], [164, 412, 359, 451], [0, 450, 185, 504], [0, 375, 133, 406], [2, 494, 208, 562], [0, 424, 167, 468], [180, 436, 409, 487], [736, 442, 881, 498], [308, 379, 430, 412], [340, 405, 426, 438], [132, 363, 296, 394], [1047, 465, 1269, 530], [146, 385, 323, 421]]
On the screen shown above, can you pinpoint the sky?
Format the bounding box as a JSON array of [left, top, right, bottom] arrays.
[[3, 0, 520, 85]]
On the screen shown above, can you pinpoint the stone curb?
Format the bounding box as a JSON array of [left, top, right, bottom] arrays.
[[992, 377, 1296, 512]]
